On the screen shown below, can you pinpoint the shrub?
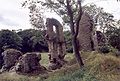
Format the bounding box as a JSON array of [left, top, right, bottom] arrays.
[[0, 30, 22, 51], [98, 46, 110, 53], [106, 28, 120, 51], [17, 29, 48, 53]]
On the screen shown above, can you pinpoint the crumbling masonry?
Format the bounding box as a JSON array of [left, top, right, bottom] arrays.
[[45, 18, 66, 70]]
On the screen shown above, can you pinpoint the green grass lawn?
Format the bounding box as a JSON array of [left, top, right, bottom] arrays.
[[40, 53, 74, 67]]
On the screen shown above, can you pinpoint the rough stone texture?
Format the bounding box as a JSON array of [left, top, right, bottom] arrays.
[[0, 49, 22, 72], [15, 52, 42, 73], [92, 31, 99, 51], [46, 18, 66, 70], [96, 31, 109, 53], [77, 12, 94, 51], [96, 31, 107, 46], [115, 51, 120, 56]]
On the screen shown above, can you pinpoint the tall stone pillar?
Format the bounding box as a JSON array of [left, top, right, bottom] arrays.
[[77, 12, 94, 51], [46, 18, 58, 61], [45, 18, 66, 70]]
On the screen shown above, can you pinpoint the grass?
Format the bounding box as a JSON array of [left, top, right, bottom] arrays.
[[0, 52, 120, 81], [40, 53, 74, 67], [40, 53, 49, 67]]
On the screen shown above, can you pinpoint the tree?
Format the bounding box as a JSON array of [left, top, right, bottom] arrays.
[[17, 29, 35, 53], [83, 4, 114, 33], [0, 30, 22, 52], [23, 0, 84, 67], [106, 28, 120, 51], [64, 31, 73, 53], [29, 30, 48, 52], [22, 1, 45, 29], [17, 29, 48, 53]]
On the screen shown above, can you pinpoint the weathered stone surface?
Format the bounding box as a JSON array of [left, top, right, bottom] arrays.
[[0, 49, 22, 72], [48, 62, 62, 70], [46, 18, 66, 70], [115, 51, 120, 56], [78, 12, 94, 51], [48, 55, 66, 70], [94, 31, 109, 53], [92, 31, 99, 51], [15, 52, 42, 73], [96, 31, 107, 46]]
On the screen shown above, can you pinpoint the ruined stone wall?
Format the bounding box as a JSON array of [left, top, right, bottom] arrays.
[[0, 49, 23, 72], [15, 52, 42, 73], [77, 12, 94, 51], [46, 18, 66, 70], [96, 31, 107, 46]]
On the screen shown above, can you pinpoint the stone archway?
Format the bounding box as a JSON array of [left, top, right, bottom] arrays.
[[45, 18, 66, 70]]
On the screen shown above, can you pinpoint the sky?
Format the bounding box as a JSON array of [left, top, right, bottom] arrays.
[[0, 0, 120, 30]]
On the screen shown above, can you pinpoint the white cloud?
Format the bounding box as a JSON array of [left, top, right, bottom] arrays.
[[0, 14, 19, 26], [0, 0, 31, 30]]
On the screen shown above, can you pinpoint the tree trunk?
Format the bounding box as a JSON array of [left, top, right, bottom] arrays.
[[72, 35, 84, 67], [66, 0, 84, 67]]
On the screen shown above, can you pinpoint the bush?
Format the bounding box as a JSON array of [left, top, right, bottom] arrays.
[[64, 31, 73, 53], [0, 30, 22, 51], [106, 28, 120, 51], [17, 29, 48, 53], [98, 46, 110, 53]]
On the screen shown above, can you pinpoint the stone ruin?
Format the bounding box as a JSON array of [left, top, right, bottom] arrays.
[[92, 31, 107, 50], [93, 31, 109, 53], [45, 18, 66, 70], [0, 49, 47, 74], [0, 49, 23, 72], [96, 31, 107, 47], [15, 52, 46, 74], [0, 13, 109, 75], [77, 12, 108, 52], [77, 12, 94, 51]]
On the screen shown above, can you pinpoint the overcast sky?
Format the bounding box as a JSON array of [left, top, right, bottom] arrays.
[[0, 0, 120, 30]]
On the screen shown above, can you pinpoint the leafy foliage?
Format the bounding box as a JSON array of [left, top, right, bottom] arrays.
[[22, 0, 45, 29], [64, 31, 73, 53], [0, 30, 22, 52], [83, 4, 114, 33], [98, 46, 110, 53], [17, 29, 48, 53], [29, 30, 48, 52], [106, 28, 120, 51]]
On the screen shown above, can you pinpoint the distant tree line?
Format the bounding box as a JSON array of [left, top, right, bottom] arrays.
[[0, 27, 120, 54], [0, 29, 74, 54], [0, 29, 48, 54]]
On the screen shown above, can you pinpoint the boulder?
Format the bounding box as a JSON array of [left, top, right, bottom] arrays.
[[96, 31, 107, 46], [96, 31, 109, 53], [15, 52, 42, 73], [115, 51, 120, 56], [0, 49, 22, 72]]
